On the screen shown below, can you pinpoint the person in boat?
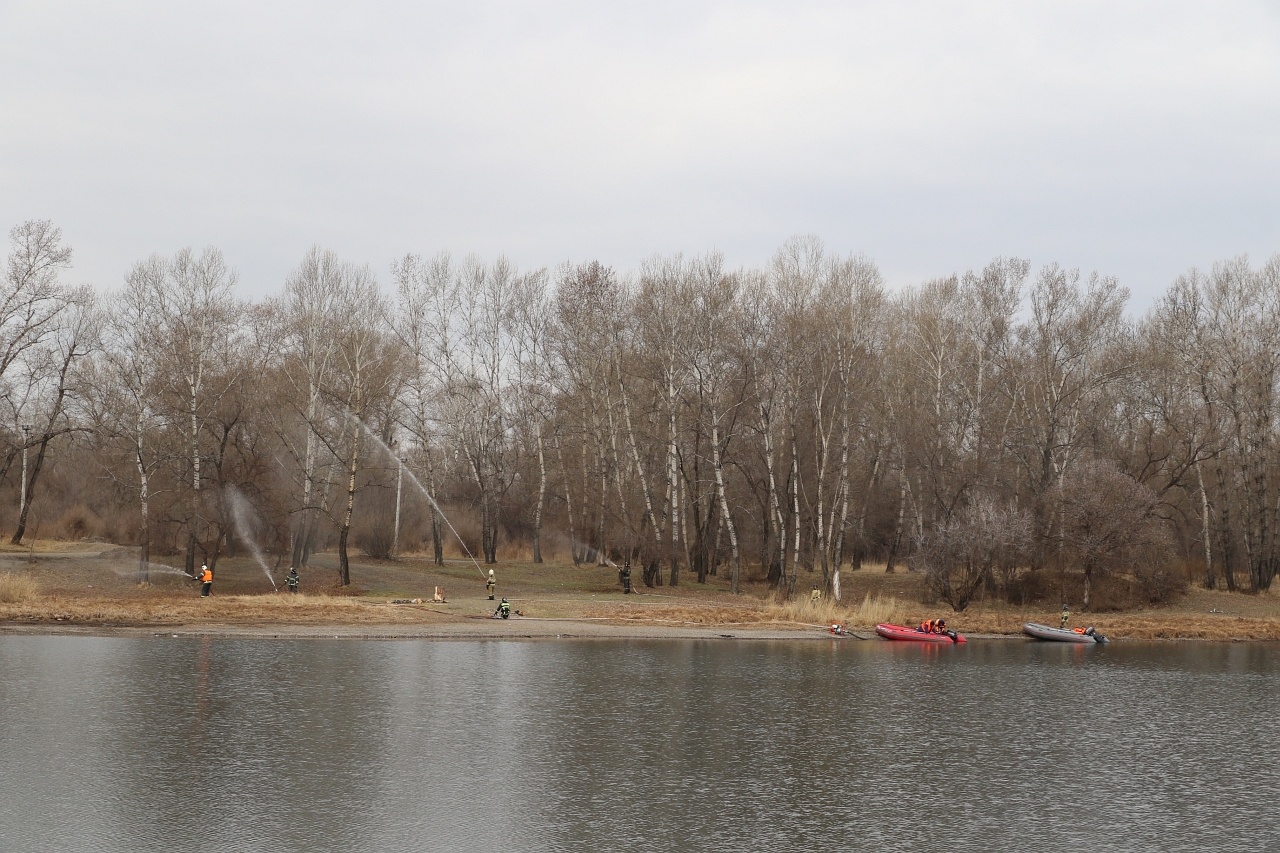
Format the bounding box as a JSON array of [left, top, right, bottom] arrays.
[[1072, 626, 1097, 637], [494, 598, 511, 619], [1060, 603, 1070, 628], [919, 618, 948, 634]]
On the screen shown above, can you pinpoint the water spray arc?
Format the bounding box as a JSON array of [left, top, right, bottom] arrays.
[[226, 484, 278, 590], [348, 413, 487, 578]]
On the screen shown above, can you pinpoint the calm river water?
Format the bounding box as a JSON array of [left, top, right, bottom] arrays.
[[0, 635, 1275, 853]]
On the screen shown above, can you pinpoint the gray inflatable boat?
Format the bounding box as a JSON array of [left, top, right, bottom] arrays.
[[1023, 622, 1109, 643]]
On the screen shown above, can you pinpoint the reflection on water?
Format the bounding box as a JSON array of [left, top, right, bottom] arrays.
[[0, 636, 1275, 852]]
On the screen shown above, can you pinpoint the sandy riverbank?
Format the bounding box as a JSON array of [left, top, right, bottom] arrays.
[[0, 615, 849, 641], [2, 543, 1278, 641]]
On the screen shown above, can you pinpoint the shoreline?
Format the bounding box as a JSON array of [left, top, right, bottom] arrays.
[[0, 619, 829, 641], [3, 545, 1278, 642], [0, 617, 1269, 642]]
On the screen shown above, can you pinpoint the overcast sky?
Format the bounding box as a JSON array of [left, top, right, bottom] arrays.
[[3, 0, 1278, 307]]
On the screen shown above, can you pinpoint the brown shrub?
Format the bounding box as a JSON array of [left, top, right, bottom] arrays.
[[1002, 567, 1058, 606], [355, 523, 396, 559], [1088, 566, 1188, 611], [50, 503, 108, 541]]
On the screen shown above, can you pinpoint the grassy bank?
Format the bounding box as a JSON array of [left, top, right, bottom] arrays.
[[1, 543, 1278, 640]]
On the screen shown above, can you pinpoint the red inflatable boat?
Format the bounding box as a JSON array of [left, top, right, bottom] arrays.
[[875, 622, 966, 643]]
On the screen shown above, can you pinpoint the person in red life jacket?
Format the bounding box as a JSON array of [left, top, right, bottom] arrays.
[[919, 618, 948, 634], [198, 563, 213, 597]]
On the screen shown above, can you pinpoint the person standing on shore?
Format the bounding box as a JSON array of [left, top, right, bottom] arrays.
[[486, 569, 496, 600], [1060, 603, 1070, 628], [286, 566, 299, 594], [199, 563, 213, 597]]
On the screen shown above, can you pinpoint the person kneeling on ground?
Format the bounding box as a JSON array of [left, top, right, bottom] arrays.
[[830, 623, 849, 636], [494, 598, 511, 619]]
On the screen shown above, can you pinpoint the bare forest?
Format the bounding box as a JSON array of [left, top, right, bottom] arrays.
[[6, 221, 1280, 611]]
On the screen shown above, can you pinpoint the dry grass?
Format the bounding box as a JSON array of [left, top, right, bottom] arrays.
[[576, 590, 902, 633], [768, 592, 900, 627], [851, 592, 899, 624], [0, 572, 40, 603], [0, 540, 100, 554], [2, 541, 1278, 640], [0, 590, 459, 627]]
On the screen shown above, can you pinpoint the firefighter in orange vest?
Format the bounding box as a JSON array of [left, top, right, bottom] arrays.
[[199, 563, 213, 597]]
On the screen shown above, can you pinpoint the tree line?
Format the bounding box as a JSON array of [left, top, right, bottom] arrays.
[[6, 221, 1279, 609]]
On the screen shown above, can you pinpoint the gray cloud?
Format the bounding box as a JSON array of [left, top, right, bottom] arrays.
[[3, 0, 1278, 306]]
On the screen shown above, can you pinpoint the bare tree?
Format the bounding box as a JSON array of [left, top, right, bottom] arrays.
[[911, 494, 1031, 611], [328, 265, 394, 586], [392, 252, 460, 565], [1009, 265, 1130, 567], [453, 257, 521, 564], [10, 286, 98, 545], [1136, 273, 1223, 588], [739, 271, 789, 587], [279, 247, 348, 567], [553, 262, 632, 571], [2, 220, 74, 386], [132, 247, 241, 574], [817, 254, 885, 600], [99, 274, 168, 579], [1055, 459, 1173, 609], [680, 254, 748, 588], [1196, 256, 1280, 591], [769, 236, 826, 597], [505, 268, 555, 563]]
